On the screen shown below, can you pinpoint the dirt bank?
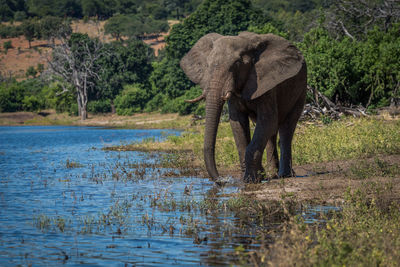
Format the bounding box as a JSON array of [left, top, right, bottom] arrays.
[[241, 154, 400, 204]]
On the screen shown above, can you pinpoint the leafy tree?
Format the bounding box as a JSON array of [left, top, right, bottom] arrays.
[[81, 0, 116, 19], [104, 14, 128, 41], [21, 19, 36, 48], [165, 0, 267, 59], [39, 16, 72, 46], [105, 14, 169, 40], [27, 0, 56, 17], [0, 0, 26, 21], [96, 39, 154, 111], [150, 58, 192, 99]]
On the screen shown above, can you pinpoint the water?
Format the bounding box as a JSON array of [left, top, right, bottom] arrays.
[[0, 126, 245, 266]]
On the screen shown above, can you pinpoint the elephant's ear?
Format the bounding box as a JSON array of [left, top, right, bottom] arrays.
[[239, 32, 305, 100], [180, 33, 223, 89]]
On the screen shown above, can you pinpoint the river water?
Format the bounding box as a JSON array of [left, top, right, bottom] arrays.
[[0, 126, 251, 266]]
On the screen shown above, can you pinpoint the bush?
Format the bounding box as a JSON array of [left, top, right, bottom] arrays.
[[3, 40, 13, 53], [0, 24, 21, 38], [41, 82, 76, 114], [0, 82, 25, 112], [87, 99, 111, 114], [114, 84, 149, 115], [298, 23, 400, 108], [22, 95, 41, 112]]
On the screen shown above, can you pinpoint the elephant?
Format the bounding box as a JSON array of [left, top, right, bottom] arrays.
[[180, 31, 307, 183]]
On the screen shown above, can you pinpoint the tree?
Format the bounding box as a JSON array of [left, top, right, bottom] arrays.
[[104, 14, 169, 40], [96, 39, 154, 112], [21, 19, 36, 48], [39, 16, 72, 46], [47, 33, 105, 120], [104, 14, 128, 41], [165, 0, 266, 59]]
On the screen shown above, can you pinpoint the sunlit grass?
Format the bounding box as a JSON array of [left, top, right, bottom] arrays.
[[261, 183, 400, 266], [109, 117, 400, 169]]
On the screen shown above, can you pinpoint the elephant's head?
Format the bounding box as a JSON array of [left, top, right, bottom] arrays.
[[180, 32, 304, 179]]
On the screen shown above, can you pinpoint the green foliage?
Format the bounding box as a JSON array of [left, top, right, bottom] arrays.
[[0, 79, 48, 112], [149, 58, 192, 99], [27, 0, 82, 18], [166, 0, 267, 59], [0, 82, 25, 112], [39, 16, 72, 42], [42, 82, 77, 114], [114, 84, 149, 115], [21, 19, 37, 47], [87, 99, 111, 114], [25, 66, 37, 78], [0, 24, 22, 38], [0, 0, 26, 21], [96, 39, 154, 101], [3, 40, 13, 53], [104, 13, 169, 40], [307, 187, 400, 266], [248, 22, 288, 38], [299, 23, 400, 107]]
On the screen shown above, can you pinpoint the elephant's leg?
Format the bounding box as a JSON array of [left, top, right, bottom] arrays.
[[278, 91, 306, 177], [244, 95, 278, 183], [228, 98, 250, 177], [266, 134, 279, 177]]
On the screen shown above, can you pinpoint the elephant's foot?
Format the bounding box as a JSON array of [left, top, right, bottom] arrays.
[[243, 167, 266, 183], [278, 168, 296, 178]]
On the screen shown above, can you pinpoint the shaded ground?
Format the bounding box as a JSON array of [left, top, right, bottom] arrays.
[[242, 154, 400, 204]]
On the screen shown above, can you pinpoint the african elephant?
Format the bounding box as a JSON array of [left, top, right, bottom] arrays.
[[180, 32, 307, 183]]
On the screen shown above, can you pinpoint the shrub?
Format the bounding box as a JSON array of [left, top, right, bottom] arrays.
[[114, 84, 149, 115], [298, 23, 400, 108], [22, 95, 41, 112], [87, 99, 111, 114], [0, 82, 25, 112], [3, 40, 13, 53]]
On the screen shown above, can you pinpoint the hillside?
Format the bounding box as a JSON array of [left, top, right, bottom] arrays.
[[0, 19, 174, 79]]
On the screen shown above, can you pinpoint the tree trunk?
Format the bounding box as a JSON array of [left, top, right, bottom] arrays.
[[77, 89, 88, 120], [111, 99, 116, 114]]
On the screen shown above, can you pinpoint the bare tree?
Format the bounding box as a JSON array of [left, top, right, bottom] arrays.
[[47, 34, 104, 120], [326, 0, 400, 40]]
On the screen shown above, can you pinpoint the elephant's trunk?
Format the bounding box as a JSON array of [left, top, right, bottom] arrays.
[[204, 88, 224, 180]]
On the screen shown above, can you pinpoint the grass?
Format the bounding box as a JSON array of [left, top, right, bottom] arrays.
[[259, 183, 400, 266], [107, 117, 400, 171]]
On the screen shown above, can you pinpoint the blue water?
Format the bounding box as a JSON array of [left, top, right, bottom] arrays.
[[0, 126, 245, 266]]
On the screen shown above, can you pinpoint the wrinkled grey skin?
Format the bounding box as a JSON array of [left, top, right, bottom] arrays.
[[180, 32, 307, 183]]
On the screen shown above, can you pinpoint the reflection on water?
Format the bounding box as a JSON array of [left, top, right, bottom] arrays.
[[0, 126, 250, 266]]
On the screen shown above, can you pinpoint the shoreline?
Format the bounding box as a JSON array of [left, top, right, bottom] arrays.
[[0, 110, 192, 129]]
